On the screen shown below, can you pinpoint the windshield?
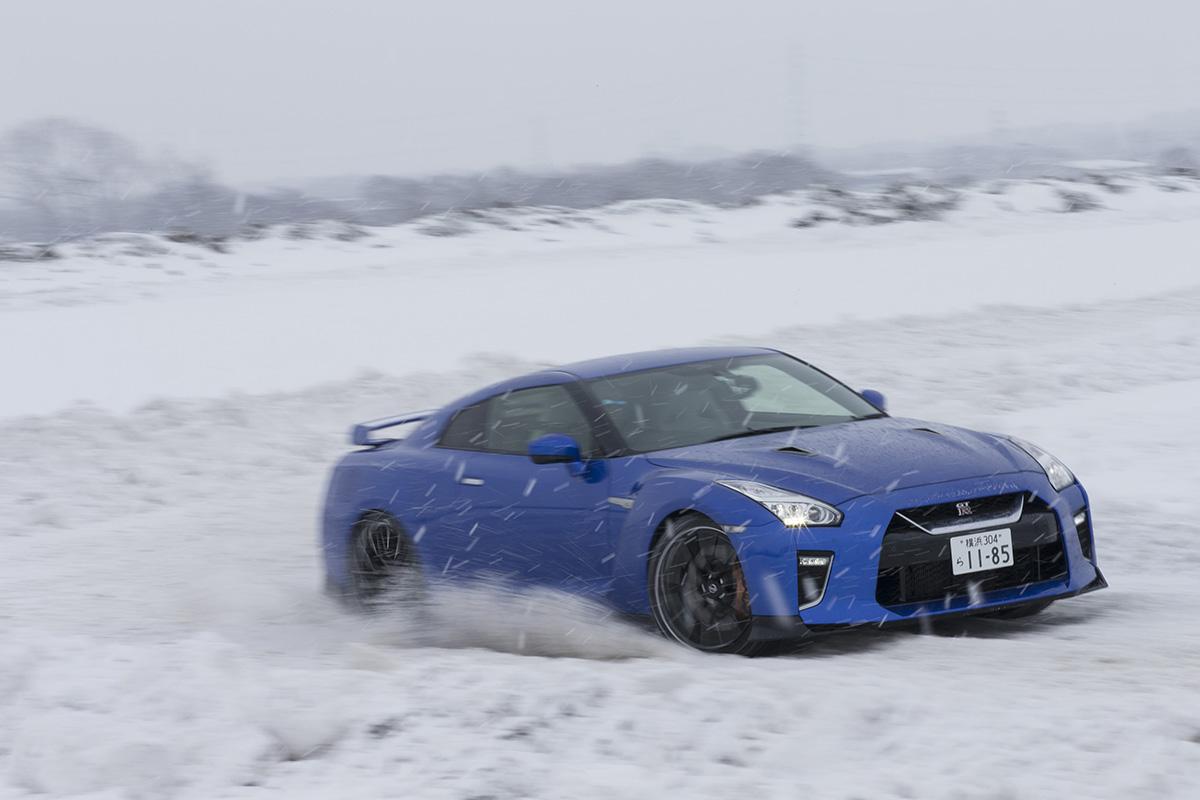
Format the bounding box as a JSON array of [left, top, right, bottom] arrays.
[[585, 353, 883, 453]]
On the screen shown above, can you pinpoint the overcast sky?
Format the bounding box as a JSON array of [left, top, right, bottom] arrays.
[[2, 1, 1197, 183]]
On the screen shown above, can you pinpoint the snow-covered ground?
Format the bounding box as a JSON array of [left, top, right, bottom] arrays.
[[1, 181, 1199, 798]]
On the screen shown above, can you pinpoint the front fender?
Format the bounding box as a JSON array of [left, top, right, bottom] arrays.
[[608, 468, 787, 614]]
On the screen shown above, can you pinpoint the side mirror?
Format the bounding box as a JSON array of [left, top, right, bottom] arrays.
[[860, 388, 887, 412], [528, 433, 582, 465]]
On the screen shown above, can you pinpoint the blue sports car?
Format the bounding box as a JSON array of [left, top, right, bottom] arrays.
[[321, 347, 1105, 654]]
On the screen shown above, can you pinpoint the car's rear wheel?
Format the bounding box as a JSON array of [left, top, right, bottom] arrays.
[[349, 512, 422, 609], [648, 515, 759, 655]]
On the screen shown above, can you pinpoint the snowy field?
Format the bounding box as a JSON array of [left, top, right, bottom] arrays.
[[3, 175, 1200, 416], [2, 180, 1199, 798]]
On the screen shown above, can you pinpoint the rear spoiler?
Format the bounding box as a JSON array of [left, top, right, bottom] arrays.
[[350, 410, 436, 447]]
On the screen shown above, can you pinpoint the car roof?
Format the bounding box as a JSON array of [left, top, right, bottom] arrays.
[[554, 346, 778, 379]]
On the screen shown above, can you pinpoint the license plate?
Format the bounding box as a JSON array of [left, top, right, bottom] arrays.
[[950, 529, 1014, 576]]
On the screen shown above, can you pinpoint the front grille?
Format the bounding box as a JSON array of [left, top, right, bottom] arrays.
[[876, 493, 1067, 607], [889, 492, 1023, 535]]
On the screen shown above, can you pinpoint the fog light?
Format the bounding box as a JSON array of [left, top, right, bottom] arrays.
[[797, 551, 834, 610], [1074, 508, 1094, 561]]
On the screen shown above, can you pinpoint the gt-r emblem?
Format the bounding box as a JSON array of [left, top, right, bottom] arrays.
[[956, 501, 974, 516]]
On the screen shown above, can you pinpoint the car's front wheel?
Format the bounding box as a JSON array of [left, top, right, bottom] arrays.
[[348, 511, 423, 609], [648, 514, 759, 655]]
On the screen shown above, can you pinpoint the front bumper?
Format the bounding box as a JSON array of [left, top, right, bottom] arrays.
[[750, 568, 1107, 641], [729, 471, 1104, 630]]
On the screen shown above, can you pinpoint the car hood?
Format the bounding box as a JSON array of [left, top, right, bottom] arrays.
[[645, 417, 1030, 505]]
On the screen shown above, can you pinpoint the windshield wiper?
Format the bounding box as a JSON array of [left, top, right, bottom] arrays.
[[851, 412, 887, 421], [700, 425, 818, 444]]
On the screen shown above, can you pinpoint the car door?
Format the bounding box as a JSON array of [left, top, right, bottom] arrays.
[[433, 382, 614, 596]]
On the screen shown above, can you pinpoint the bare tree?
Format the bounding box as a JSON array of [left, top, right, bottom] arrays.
[[0, 117, 149, 240]]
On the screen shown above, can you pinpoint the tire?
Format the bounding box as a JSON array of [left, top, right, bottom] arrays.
[[348, 511, 423, 610], [648, 514, 760, 655], [981, 599, 1053, 620]]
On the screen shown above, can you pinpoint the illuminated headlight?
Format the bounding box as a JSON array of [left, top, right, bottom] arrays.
[[717, 480, 843, 527], [1010, 438, 1076, 492]]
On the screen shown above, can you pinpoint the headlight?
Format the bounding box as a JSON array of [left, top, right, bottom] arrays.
[[717, 480, 843, 527], [1009, 438, 1075, 492]]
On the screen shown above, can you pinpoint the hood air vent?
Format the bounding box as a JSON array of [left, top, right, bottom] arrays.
[[911, 427, 944, 436], [777, 446, 816, 456]]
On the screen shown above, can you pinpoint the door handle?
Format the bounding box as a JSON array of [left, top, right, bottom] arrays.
[[458, 476, 485, 486]]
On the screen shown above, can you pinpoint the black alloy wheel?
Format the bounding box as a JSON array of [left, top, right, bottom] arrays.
[[648, 515, 758, 654], [349, 512, 422, 608]]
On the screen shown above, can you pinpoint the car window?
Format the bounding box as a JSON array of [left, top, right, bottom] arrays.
[[728, 362, 850, 416], [439, 401, 489, 450], [439, 384, 597, 455], [586, 353, 879, 453]]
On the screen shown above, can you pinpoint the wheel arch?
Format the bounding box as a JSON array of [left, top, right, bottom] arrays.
[[645, 508, 719, 572], [608, 469, 766, 614]]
